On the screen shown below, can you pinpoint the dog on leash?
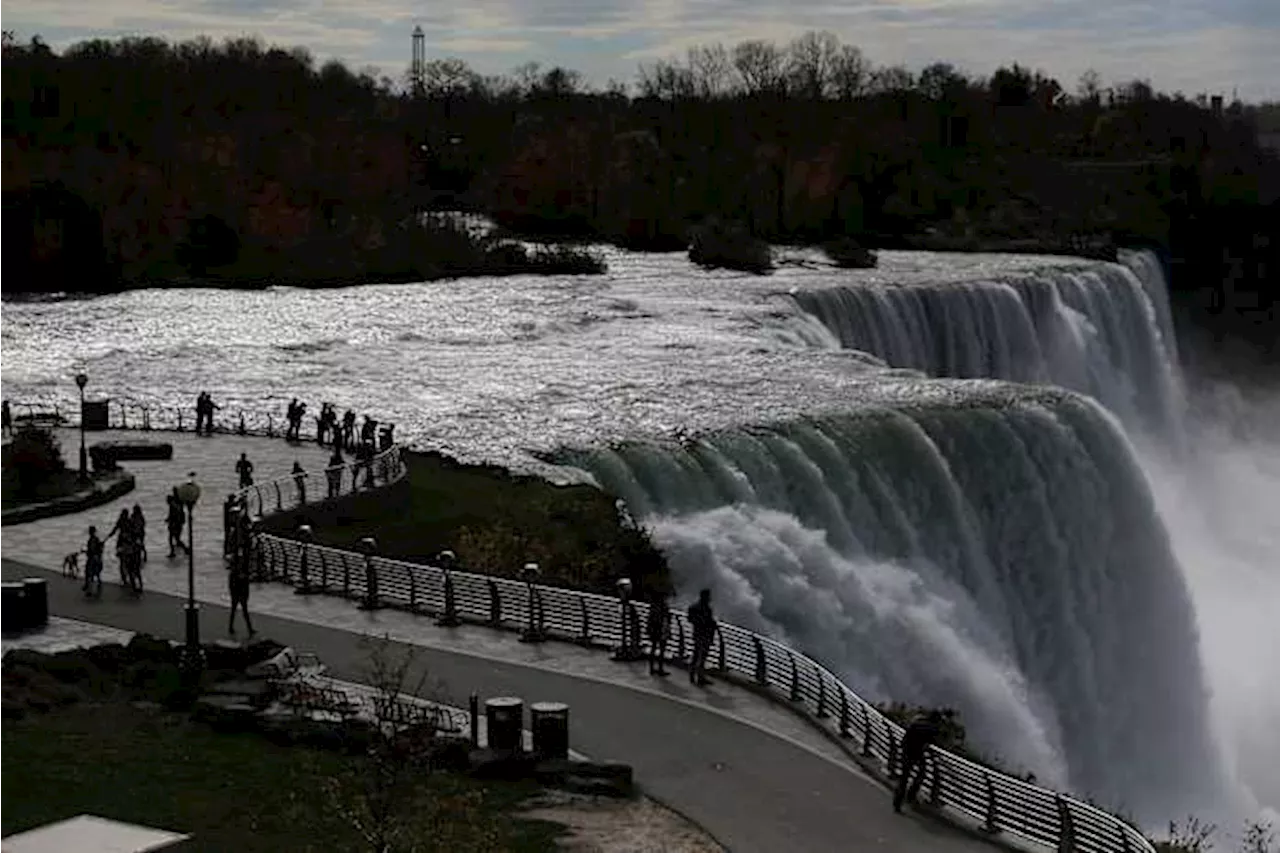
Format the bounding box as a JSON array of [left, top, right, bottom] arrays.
[[62, 552, 81, 579]]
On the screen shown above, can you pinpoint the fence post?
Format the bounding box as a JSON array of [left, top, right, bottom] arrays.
[[816, 672, 829, 718], [715, 629, 726, 672], [788, 653, 800, 702], [579, 598, 591, 645], [254, 486, 265, 519], [488, 579, 501, 626], [360, 538, 379, 610], [343, 552, 351, 598], [752, 636, 767, 685], [861, 705, 872, 756], [1056, 796, 1076, 853], [177, 409, 185, 431], [928, 752, 944, 807], [839, 690, 852, 738], [469, 693, 480, 748], [676, 619, 686, 662], [1118, 824, 1133, 853], [267, 541, 278, 581], [142, 407, 151, 430], [274, 482, 283, 513], [983, 772, 999, 834], [296, 525, 313, 593], [319, 550, 329, 592], [408, 564, 418, 611], [120, 403, 127, 429], [888, 729, 899, 776]]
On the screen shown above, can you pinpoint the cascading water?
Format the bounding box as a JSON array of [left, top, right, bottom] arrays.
[[786, 251, 1183, 438], [556, 250, 1237, 825], [558, 387, 1226, 824]]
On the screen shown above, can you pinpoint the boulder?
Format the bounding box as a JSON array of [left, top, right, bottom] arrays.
[[126, 634, 177, 665]]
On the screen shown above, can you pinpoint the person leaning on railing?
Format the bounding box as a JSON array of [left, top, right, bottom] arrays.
[[893, 709, 944, 814]]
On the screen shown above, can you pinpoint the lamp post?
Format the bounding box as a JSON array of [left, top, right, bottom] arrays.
[[519, 562, 545, 643], [75, 373, 88, 482], [613, 577, 639, 661], [175, 472, 202, 673]]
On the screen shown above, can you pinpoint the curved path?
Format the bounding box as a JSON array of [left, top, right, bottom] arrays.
[[0, 432, 1000, 852]]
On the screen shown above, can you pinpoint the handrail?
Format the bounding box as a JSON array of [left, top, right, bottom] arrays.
[[232, 443, 406, 520], [249, 532, 1154, 853], [3, 397, 389, 444]]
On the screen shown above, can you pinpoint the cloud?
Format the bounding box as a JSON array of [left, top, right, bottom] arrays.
[[3, 0, 1278, 99]]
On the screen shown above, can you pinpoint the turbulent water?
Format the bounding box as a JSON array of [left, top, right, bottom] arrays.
[[2, 245, 1273, 825]]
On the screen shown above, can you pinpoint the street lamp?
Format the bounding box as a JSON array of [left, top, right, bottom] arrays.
[[75, 373, 88, 482], [613, 577, 640, 661], [176, 472, 202, 672], [519, 562, 545, 643]]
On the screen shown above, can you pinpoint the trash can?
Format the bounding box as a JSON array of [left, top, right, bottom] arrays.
[[82, 399, 110, 431], [2, 582, 26, 634], [485, 697, 523, 753], [530, 702, 569, 760], [22, 578, 48, 630]]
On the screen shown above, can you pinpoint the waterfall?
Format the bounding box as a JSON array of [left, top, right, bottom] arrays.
[[786, 251, 1183, 437], [557, 388, 1226, 824]]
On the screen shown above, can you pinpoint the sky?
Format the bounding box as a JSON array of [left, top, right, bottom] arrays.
[[3, 0, 1279, 102]]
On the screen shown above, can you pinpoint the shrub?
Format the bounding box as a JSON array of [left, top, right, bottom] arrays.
[[4, 425, 66, 497], [688, 218, 773, 273], [823, 237, 879, 269]]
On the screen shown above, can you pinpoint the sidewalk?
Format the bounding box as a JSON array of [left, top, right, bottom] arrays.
[[4, 558, 996, 853], [0, 432, 1000, 852]]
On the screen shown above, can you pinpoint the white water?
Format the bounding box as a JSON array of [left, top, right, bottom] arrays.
[[1, 245, 1273, 826]]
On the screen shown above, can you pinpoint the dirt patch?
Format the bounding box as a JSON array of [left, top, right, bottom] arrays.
[[522, 790, 725, 852]]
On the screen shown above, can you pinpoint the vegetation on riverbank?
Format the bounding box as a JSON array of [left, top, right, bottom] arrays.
[[3, 31, 1275, 316], [1, 639, 564, 851], [0, 425, 74, 509], [258, 449, 671, 596]]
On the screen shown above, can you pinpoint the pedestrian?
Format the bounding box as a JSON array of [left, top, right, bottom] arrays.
[[1, 399, 12, 437], [286, 398, 299, 441], [292, 460, 307, 505], [341, 409, 356, 450], [199, 391, 220, 435], [235, 452, 254, 489], [223, 495, 241, 559], [106, 508, 133, 586], [647, 588, 670, 676], [227, 552, 255, 637], [293, 400, 307, 441], [687, 588, 716, 686], [82, 525, 105, 596], [167, 488, 187, 557], [194, 392, 205, 434], [327, 446, 344, 498], [130, 504, 147, 563], [893, 710, 945, 813]]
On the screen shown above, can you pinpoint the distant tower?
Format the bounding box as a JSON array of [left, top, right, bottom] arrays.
[[411, 26, 426, 97]]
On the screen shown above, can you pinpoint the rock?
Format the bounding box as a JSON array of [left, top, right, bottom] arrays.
[[243, 639, 286, 667], [193, 695, 259, 732], [205, 679, 273, 708], [127, 634, 177, 665], [83, 643, 130, 673]]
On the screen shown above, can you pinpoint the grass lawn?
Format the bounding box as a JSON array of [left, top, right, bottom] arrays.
[[1, 702, 564, 852], [262, 450, 669, 596]]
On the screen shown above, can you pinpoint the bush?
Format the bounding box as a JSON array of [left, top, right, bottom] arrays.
[[4, 426, 67, 497], [823, 237, 879, 269], [688, 219, 773, 273]]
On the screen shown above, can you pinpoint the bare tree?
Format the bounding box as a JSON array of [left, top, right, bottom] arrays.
[[732, 39, 786, 95], [918, 62, 969, 101], [830, 45, 870, 100], [1077, 68, 1103, 106], [636, 58, 696, 100], [785, 30, 841, 99], [686, 43, 734, 98], [326, 634, 444, 853], [868, 65, 916, 94], [422, 58, 479, 98]]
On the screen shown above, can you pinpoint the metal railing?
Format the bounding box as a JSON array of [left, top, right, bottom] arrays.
[[249, 533, 1153, 853], [4, 398, 378, 443], [232, 443, 406, 521]]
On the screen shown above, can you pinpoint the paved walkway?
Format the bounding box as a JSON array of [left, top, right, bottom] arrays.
[[1, 432, 999, 853]]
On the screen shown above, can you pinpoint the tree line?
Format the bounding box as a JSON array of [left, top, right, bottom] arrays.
[[2, 30, 1277, 311]]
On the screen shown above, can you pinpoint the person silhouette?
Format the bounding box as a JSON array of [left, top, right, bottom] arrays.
[[687, 588, 717, 686], [893, 710, 945, 813], [83, 525, 105, 596], [236, 452, 254, 488], [647, 588, 671, 676]]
